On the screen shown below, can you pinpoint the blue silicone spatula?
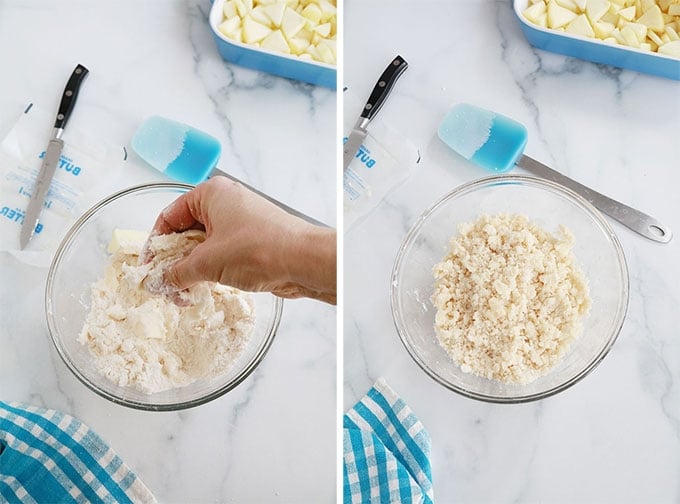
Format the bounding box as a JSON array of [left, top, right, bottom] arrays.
[[438, 103, 671, 244], [131, 115, 327, 227]]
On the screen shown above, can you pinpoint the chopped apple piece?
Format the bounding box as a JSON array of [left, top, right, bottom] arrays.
[[296, 27, 314, 41], [586, 0, 611, 22], [637, 4, 665, 31], [281, 6, 306, 38], [567, 13, 596, 35], [593, 20, 615, 36], [219, 16, 242, 37], [522, 0, 680, 58], [242, 15, 272, 44], [314, 42, 335, 64], [601, 9, 619, 23], [223, 0, 238, 19], [524, 1, 548, 23], [620, 25, 641, 45], [648, 29, 665, 45], [659, 39, 680, 55], [313, 22, 331, 37], [261, 29, 291, 53], [262, 2, 287, 26], [250, 6, 272, 25], [666, 24, 680, 39], [288, 36, 311, 54], [216, 0, 338, 65], [233, 0, 248, 18], [640, 0, 656, 13], [548, 0, 579, 27], [318, 37, 336, 57], [618, 5, 637, 20], [556, 0, 580, 10], [317, 0, 336, 22], [624, 21, 648, 41], [301, 3, 322, 23]]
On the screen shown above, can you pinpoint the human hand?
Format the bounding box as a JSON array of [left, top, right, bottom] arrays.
[[143, 176, 336, 304]]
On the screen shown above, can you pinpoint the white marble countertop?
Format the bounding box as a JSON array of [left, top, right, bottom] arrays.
[[0, 1, 336, 502], [344, 1, 679, 503]]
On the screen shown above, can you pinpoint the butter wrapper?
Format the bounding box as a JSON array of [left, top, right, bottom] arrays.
[[0, 103, 123, 264], [343, 90, 419, 231]]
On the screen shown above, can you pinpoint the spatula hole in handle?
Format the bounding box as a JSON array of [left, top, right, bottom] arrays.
[[649, 224, 670, 241]]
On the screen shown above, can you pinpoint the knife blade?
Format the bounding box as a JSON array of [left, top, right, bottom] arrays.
[[20, 63, 89, 249], [342, 55, 408, 170]]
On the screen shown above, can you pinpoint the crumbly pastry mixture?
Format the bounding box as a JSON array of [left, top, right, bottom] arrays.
[[79, 229, 255, 394], [431, 214, 591, 384]]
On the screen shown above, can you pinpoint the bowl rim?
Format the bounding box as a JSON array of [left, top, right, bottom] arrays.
[[390, 174, 630, 404], [45, 182, 284, 411]]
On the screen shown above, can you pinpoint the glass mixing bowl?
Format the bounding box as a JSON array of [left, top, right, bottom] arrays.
[[390, 175, 629, 403], [46, 183, 283, 411]]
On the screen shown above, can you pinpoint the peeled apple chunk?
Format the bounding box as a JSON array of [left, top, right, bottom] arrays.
[[218, 0, 337, 65], [523, 0, 680, 58]]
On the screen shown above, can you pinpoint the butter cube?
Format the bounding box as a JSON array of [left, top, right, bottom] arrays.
[[108, 229, 149, 254], [130, 305, 167, 340]]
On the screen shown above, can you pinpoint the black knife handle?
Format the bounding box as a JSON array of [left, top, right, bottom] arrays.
[[360, 55, 408, 121], [54, 64, 89, 130]]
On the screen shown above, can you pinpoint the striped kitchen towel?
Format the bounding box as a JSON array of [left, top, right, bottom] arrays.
[[343, 378, 433, 504], [0, 401, 156, 503]]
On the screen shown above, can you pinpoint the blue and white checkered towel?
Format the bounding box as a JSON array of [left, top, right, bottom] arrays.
[[0, 401, 156, 503], [343, 379, 433, 504]]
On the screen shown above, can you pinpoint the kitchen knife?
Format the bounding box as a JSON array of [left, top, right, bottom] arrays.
[[20, 63, 89, 249], [343, 55, 408, 170]]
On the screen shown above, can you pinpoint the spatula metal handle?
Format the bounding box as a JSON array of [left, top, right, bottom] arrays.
[[213, 168, 328, 228], [517, 154, 672, 243]]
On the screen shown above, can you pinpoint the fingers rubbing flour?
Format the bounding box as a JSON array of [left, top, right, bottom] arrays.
[[79, 228, 256, 393]]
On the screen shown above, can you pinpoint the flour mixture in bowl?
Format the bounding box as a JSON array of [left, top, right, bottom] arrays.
[[432, 213, 591, 384], [79, 229, 255, 394], [391, 176, 628, 402]]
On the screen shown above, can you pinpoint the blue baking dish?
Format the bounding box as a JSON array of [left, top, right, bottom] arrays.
[[513, 0, 680, 81], [208, 0, 336, 88]]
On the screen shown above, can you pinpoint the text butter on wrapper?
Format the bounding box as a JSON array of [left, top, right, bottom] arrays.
[[0, 104, 123, 262], [343, 90, 419, 230]]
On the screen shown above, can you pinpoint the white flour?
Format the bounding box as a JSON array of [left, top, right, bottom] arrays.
[[79, 229, 255, 394]]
